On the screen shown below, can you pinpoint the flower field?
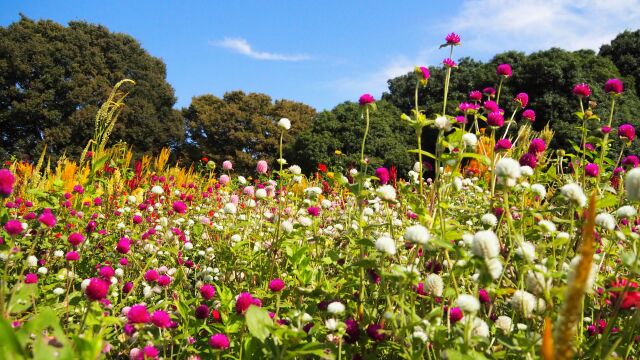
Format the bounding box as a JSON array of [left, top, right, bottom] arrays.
[[2, 34, 640, 360]]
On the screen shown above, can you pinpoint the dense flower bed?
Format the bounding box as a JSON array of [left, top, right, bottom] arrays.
[[1, 33, 639, 359]]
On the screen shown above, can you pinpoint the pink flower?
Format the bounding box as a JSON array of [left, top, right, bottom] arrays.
[[478, 289, 491, 304], [469, 90, 482, 101], [522, 109, 536, 122], [222, 160, 233, 170], [0, 169, 16, 197], [256, 160, 269, 174], [195, 304, 209, 319], [219, 174, 230, 185], [116, 238, 131, 254], [618, 124, 636, 141], [622, 155, 639, 168], [487, 111, 505, 127], [416, 66, 430, 81], [307, 206, 320, 217], [268, 278, 285, 292], [24, 273, 38, 284], [585, 163, 599, 177], [442, 58, 457, 68], [123, 282, 134, 293], [68, 232, 84, 247], [151, 310, 172, 328], [4, 220, 23, 236], [573, 83, 591, 97], [38, 209, 56, 228], [448, 307, 463, 323], [445, 32, 461, 45], [459, 102, 479, 113], [375, 167, 390, 184], [139, 346, 159, 360], [209, 333, 230, 350], [358, 94, 375, 106], [496, 63, 512, 77], [366, 323, 386, 342], [514, 93, 528, 108], [243, 186, 255, 197], [601, 126, 612, 134], [604, 78, 623, 94], [65, 251, 79, 261], [200, 284, 216, 300], [235, 292, 258, 314], [483, 100, 499, 113], [494, 139, 512, 151], [483, 87, 496, 96], [85, 278, 109, 300], [528, 138, 547, 153], [172, 201, 187, 214], [127, 304, 151, 323], [144, 269, 159, 282], [519, 153, 538, 168], [157, 275, 171, 287]]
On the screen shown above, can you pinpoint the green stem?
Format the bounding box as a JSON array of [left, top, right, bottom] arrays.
[[360, 108, 371, 166], [496, 77, 504, 105], [597, 96, 616, 184]]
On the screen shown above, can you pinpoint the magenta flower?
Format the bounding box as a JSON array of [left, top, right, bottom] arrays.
[[172, 201, 187, 214], [359, 94, 375, 106], [528, 138, 547, 153], [195, 304, 210, 319], [618, 124, 636, 141], [487, 111, 505, 127], [222, 160, 233, 170], [144, 269, 159, 282], [442, 58, 457, 68], [375, 167, 390, 184], [123, 282, 134, 293], [601, 126, 612, 134], [445, 32, 461, 45], [235, 292, 260, 314], [38, 209, 56, 228], [209, 333, 230, 350], [24, 273, 38, 284], [140, 346, 159, 360], [459, 102, 479, 113], [455, 115, 467, 124], [483, 87, 496, 96], [496, 63, 512, 77], [604, 78, 623, 94], [514, 92, 529, 108], [494, 139, 512, 151], [623, 155, 639, 168], [65, 251, 79, 261], [522, 109, 536, 122], [307, 206, 320, 217], [448, 307, 463, 323], [478, 289, 491, 304], [585, 143, 596, 151], [157, 275, 171, 287], [416, 66, 430, 82], [151, 310, 172, 328], [268, 278, 285, 292], [0, 169, 16, 197], [200, 284, 216, 300], [116, 238, 131, 254], [366, 323, 386, 342], [68, 232, 84, 247], [585, 163, 599, 177], [256, 160, 269, 174], [85, 278, 109, 300], [4, 220, 23, 236], [573, 83, 591, 97], [469, 90, 482, 101], [519, 153, 538, 168], [483, 100, 499, 113], [99, 266, 115, 279], [128, 304, 151, 324]]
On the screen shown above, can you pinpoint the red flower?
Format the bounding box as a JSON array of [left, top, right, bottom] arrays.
[[317, 163, 327, 173]]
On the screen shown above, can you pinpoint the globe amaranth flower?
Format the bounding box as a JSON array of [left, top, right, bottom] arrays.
[[68, 232, 84, 247], [560, 183, 587, 207], [442, 58, 457, 68], [625, 168, 640, 201], [623, 155, 639, 168], [151, 310, 172, 328], [375, 236, 396, 256], [604, 78, 623, 94], [128, 305, 151, 323], [209, 333, 230, 350], [4, 219, 23, 236], [445, 32, 461, 45], [514, 92, 528, 108], [494, 139, 512, 151], [469, 90, 482, 101], [448, 307, 463, 323], [116, 238, 131, 254], [277, 118, 291, 130], [235, 292, 261, 313], [85, 278, 109, 300], [496, 63, 512, 77], [375, 167, 390, 184], [256, 160, 269, 174], [268, 278, 285, 292], [38, 209, 56, 228], [366, 323, 386, 341], [222, 160, 233, 170], [344, 318, 361, 344], [573, 83, 591, 97], [65, 251, 79, 261], [483, 100, 499, 113], [138, 346, 159, 360], [25, 273, 38, 284], [415, 66, 430, 85], [458, 102, 479, 114], [483, 87, 496, 96], [0, 169, 16, 197], [200, 284, 216, 299], [157, 275, 171, 287], [359, 93, 375, 106], [585, 163, 599, 177], [522, 109, 535, 122], [528, 138, 546, 153], [172, 201, 187, 214], [618, 124, 635, 141], [487, 111, 505, 127]]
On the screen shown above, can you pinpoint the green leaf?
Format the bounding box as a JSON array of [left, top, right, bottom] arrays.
[[8, 283, 37, 314], [460, 152, 491, 165], [0, 316, 27, 359], [408, 149, 436, 159], [245, 306, 273, 342]]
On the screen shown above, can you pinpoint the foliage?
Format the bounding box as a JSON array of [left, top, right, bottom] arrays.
[[600, 30, 640, 91]]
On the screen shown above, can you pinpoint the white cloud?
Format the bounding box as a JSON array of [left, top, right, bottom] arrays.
[[211, 37, 309, 61]]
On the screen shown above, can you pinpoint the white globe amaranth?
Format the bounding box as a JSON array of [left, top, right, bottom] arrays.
[[424, 273, 444, 297], [471, 230, 500, 259], [376, 185, 396, 201], [515, 241, 536, 262], [560, 183, 587, 207], [404, 225, 430, 245], [456, 294, 480, 314], [595, 213, 616, 231], [277, 117, 291, 130], [495, 157, 521, 186], [486, 257, 503, 280], [531, 183, 547, 198], [520, 165, 534, 177], [434, 116, 450, 130], [151, 185, 164, 195], [525, 265, 551, 296], [327, 301, 345, 314], [616, 205, 637, 218], [288, 165, 302, 175], [375, 236, 397, 256], [223, 203, 237, 214], [462, 133, 478, 148], [538, 220, 556, 234], [481, 213, 498, 228], [495, 316, 513, 334], [510, 290, 537, 319], [255, 188, 267, 199], [625, 167, 640, 201]]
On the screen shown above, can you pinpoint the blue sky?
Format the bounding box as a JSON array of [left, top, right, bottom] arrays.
[[1, 0, 639, 110]]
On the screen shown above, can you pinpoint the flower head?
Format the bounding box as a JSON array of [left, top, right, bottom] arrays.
[[172, 201, 187, 214], [618, 124, 635, 141], [127, 304, 151, 323], [496, 63, 512, 77], [209, 333, 230, 350], [375, 167, 390, 184], [256, 160, 269, 174], [573, 83, 591, 97], [200, 284, 216, 300], [514, 92, 528, 107], [522, 109, 535, 122], [38, 209, 56, 228], [375, 236, 396, 255], [585, 163, 599, 177], [415, 66, 430, 85], [483, 87, 496, 96], [469, 90, 482, 101], [222, 160, 233, 170], [151, 310, 172, 328], [277, 118, 291, 130], [487, 111, 504, 127], [494, 139, 512, 151], [359, 94, 375, 106], [0, 169, 16, 197], [268, 278, 285, 292], [445, 32, 461, 45], [604, 78, 623, 94], [4, 220, 23, 236], [442, 58, 457, 68]]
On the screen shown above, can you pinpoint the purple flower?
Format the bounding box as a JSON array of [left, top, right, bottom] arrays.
[[442, 58, 457, 68], [459, 102, 479, 113], [601, 126, 612, 134], [519, 153, 538, 168], [604, 78, 623, 94], [151, 310, 172, 328], [236, 292, 257, 314], [494, 139, 512, 151], [448, 307, 463, 323], [416, 66, 430, 82], [528, 138, 547, 153], [24, 273, 38, 284], [307, 206, 320, 217], [585, 163, 599, 177], [209, 333, 230, 350], [487, 111, 505, 127], [157, 275, 171, 287], [38, 209, 56, 228], [375, 167, 390, 184], [172, 201, 187, 214], [585, 143, 596, 151], [344, 318, 361, 344], [514, 92, 529, 108], [359, 94, 375, 106], [128, 305, 151, 323], [116, 238, 131, 254], [478, 289, 491, 304], [622, 155, 639, 168], [144, 269, 159, 282], [483, 87, 496, 96], [65, 251, 79, 261], [366, 323, 386, 342], [573, 83, 591, 97], [0, 169, 16, 197], [123, 282, 134, 293], [68, 232, 84, 247], [268, 278, 285, 292], [141, 346, 159, 360], [85, 278, 109, 301], [483, 100, 499, 113], [496, 63, 512, 77], [4, 220, 23, 236], [469, 90, 482, 101], [200, 284, 216, 300], [618, 124, 636, 141], [195, 305, 210, 319], [522, 109, 536, 122], [445, 32, 461, 45]]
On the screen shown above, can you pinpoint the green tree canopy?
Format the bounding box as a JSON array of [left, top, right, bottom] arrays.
[[0, 15, 184, 160], [183, 91, 316, 173], [289, 100, 416, 175], [600, 30, 640, 92]]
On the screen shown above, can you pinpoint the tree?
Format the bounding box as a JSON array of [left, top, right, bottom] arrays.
[[183, 91, 315, 173], [0, 15, 184, 160], [600, 30, 640, 93], [289, 100, 416, 175]]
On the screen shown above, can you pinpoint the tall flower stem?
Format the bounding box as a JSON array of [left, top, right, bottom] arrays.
[[360, 108, 371, 167], [496, 77, 505, 105], [489, 128, 497, 197], [501, 109, 519, 139], [415, 80, 425, 198], [442, 47, 454, 116], [279, 131, 284, 174], [579, 99, 587, 187], [597, 97, 616, 184]]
